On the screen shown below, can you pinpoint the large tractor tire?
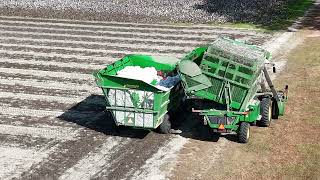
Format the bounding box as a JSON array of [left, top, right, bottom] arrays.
[[238, 122, 250, 143], [159, 114, 171, 134], [259, 97, 272, 127]]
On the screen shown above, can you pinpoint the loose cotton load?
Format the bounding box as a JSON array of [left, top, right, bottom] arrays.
[[109, 65, 181, 114], [117, 66, 181, 90], [117, 66, 161, 84]]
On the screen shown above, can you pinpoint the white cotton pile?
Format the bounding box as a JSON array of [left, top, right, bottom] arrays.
[[117, 66, 160, 84]]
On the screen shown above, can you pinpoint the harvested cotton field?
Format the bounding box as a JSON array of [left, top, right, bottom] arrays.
[[0, 0, 288, 25], [0, 15, 278, 180]]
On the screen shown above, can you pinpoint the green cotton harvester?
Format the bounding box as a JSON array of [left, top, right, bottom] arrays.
[[178, 37, 288, 143]]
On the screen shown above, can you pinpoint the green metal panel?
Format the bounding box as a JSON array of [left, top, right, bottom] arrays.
[[179, 60, 212, 93], [181, 46, 209, 65], [179, 37, 270, 111], [178, 60, 203, 77]]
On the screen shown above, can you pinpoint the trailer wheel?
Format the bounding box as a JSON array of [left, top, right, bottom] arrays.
[[238, 122, 250, 143], [259, 97, 272, 127], [159, 114, 171, 134]]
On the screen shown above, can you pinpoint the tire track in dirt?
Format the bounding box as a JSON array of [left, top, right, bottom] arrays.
[[130, 135, 188, 180], [91, 133, 172, 180], [19, 136, 125, 180], [0, 134, 57, 149], [0, 104, 126, 180], [58, 137, 130, 180], [0, 144, 58, 180]]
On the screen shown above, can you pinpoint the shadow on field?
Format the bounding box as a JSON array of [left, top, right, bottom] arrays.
[[173, 107, 239, 143], [194, 0, 286, 27], [58, 94, 150, 139], [174, 112, 221, 142], [58, 95, 240, 142], [300, 2, 320, 30], [193, 0, 315, 30]]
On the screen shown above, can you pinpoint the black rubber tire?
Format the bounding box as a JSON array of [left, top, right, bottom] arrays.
[[159, 114, 171, 134], [259, 97, 272, 127], [272, 100, 279, 119], [250, 121, 257, 126], [238, 122, 250, 143]]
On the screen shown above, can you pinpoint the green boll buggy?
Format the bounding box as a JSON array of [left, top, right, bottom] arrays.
[[94, 55, 184, 134]]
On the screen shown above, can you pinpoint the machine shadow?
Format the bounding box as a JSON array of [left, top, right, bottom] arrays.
[[193, 0, 286, 29], [173, 110, 238, 143], [193, 0, 319, 31], [299, 2, 320, 31], [58, 95, 239, 142], [58, 94, 150, 139], [169, 100, 238, 143]]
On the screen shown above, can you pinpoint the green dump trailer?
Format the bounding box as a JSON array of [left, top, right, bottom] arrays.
[[94, 55, 184, 134], [178, 37, 288, 143]]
